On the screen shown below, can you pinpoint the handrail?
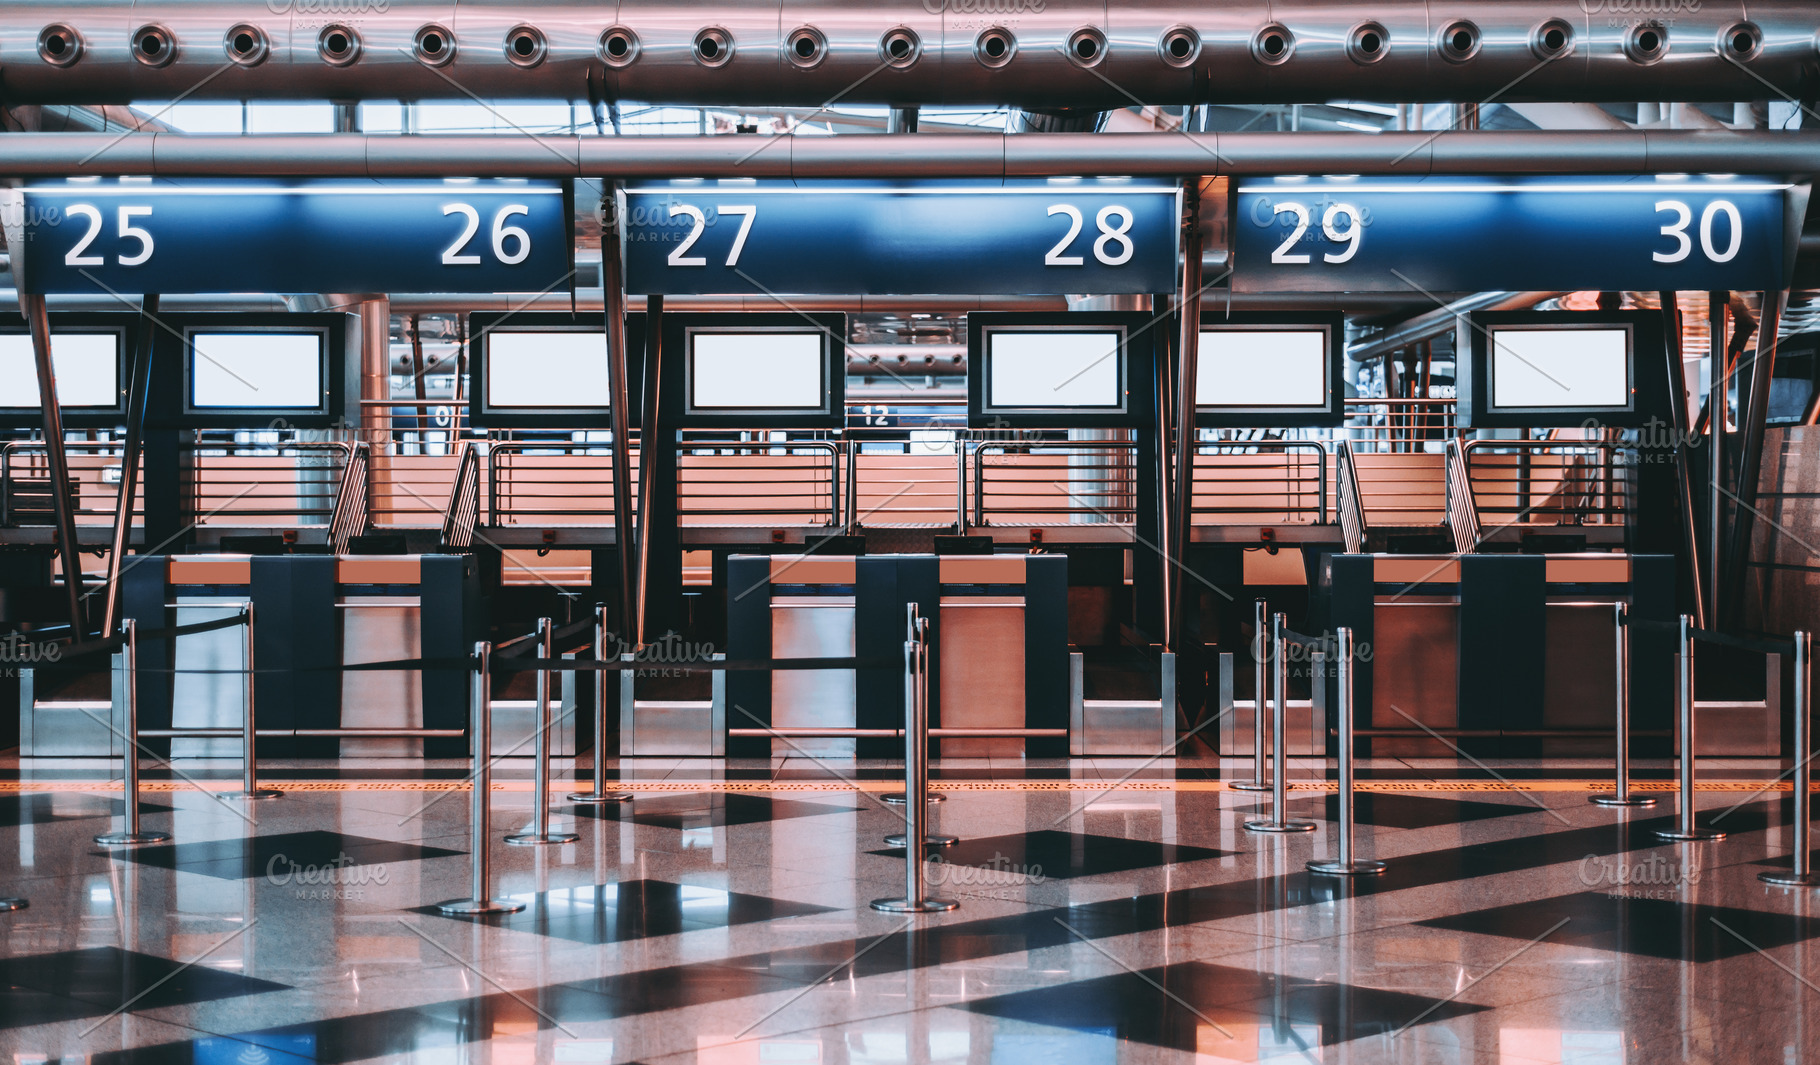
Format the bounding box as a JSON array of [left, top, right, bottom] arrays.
[[440, 442, 480, 549], [328, 442, 370, 554], [1445, 438, 1481, 554], [1336, 440, 1365, 554], [969, 439, 1139, 528], [1460, 439, 1632, 528], [677, 437, 840, 526], [1189, 439, 1328, 525], [487, 438, 634, 525]]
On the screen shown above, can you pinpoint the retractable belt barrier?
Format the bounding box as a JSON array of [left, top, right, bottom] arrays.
[[1244, 613, 1317, 836], [872, 603, 958, 915], [1229, 598, 1273, 794]]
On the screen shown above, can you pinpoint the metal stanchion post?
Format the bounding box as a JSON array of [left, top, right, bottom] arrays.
[[888, 611, 957, 848], [506, 618, 579, 846], [569, 604, 633, 804], [1308, 627, 1384, 876], [1245, 613, 1316, 834], [1230, 598, 1272, 791], [873, 610, 957, 914], [235, 604, 280, 800], [438, 643, 527, 915], [96, 619, 171, 846], [1593, 601, 1654, 808], [1763, 631, 1817, 887], [1657, 614, 1725, 842], [885, 603, 945, 807]]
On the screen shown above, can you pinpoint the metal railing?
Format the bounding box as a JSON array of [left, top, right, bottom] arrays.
[[844, 429, 962, 528], [1336, 441, 1365, 553], [1445, 438, 1481, 554], [187, 439, 354, 528], [1189, 440, 1327, 525], [488, 439, 637, 526], [328, 443, 370, 554], [0, 440, 142, 527], [1343, 397, 1456, 453], [441, 443, 480, 550], [677, 434, 839, 526], [971, 439, 1139, 527], [1461, 439, 1632, 527]]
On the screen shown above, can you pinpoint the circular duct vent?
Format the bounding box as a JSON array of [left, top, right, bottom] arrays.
[[1067, 27, 1107, 68], [1252, 24, 1293, 66], [1720, 21, 1762, 61], [600, 26, 639, 67], [1530, 19, 1574, 61], [1347, 22, 1389, 64], [132, 25, 175, 68], [318, 24, 361, 66], [881, 27, 921, 68], [414, 24, 455, 66], [1624, 22, 1668, 64], [38, 24, 83, 67], [505, 25, 546, 68], [786, 27, 826, 69], [224, 24, 269, 66], [694, 27, 733, 67], [1159, 26, 1200, 67], [976, 27, 1016, 68], [1438, 20, 1481, 63]]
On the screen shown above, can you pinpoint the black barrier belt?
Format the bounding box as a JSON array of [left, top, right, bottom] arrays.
[[14, 611, 251, 664], [124, 654, 893, 676], [1627, 617, 1797, 656], [1277, 627, 1333, 651]]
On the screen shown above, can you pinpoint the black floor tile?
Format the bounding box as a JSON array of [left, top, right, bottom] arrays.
[[109, 829, 461, 881], [1418, 890, 1820, 961], [568, 792, 856, 829], [1238, 793, 1531, 829], [873, 829, 1226, 880], [0, 794, 171, 828], [0, 947, 287, 1030], [564, 962, 806, 1011], [417, 879, 837, 944], [963, 961, 1487, 1051]]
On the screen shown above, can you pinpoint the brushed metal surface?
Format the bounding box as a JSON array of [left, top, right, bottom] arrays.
[[169, 598, 249, 759], [338, 596, 422, 758], [771, 595, 856, 757], [938, 596, 1024, 757]]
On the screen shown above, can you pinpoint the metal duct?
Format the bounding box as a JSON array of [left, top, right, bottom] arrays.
[[1, 130, 1815, 178], [1346, 291, 1567, 364], [0, 1, 1814, 106]]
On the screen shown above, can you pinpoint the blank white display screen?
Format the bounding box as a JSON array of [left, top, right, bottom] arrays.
[[1197, 330, 1328, 408], [0, 334, 119, 408], [191, 333, 324, 409], [487, 332, 612, 409], [986, 332, 1122, 409], [1490, 328, 1630, 409], [691, 333, 824, 409]]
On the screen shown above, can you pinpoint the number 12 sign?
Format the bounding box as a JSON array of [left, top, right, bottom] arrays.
[[620, 182, 1181, 296], [4, 179, 572, 296]]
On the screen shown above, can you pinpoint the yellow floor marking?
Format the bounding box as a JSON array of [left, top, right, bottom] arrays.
[[0, 779, 1802, 794]]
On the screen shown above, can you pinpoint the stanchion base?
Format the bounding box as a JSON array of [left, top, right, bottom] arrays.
[[885, 833, 958, 847], [1307, 859, 1388, 877], [882, 792, 947, 805], [235, 789, 284, 801], [1244, 819, 1317, 834], [1759, 871, 1820, 888], [567, 792, 635, 804], [1227, 780, 1273, 792], [503, 832, 581, 846], [94, 831, 172, 846], [0, 898, 27, 912], [1590, 794, 1658, 808], [436, 897, 527, 915], [1654, 828, 1727, 842], [870, 897, 959, 913]]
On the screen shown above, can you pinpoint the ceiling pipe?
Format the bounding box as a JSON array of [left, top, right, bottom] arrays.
[[1346, 292, 1568, 364], [1, 130, 1816, 178], [0, 1, 1811, 106]]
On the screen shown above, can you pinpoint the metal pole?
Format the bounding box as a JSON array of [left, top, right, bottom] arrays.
[[1708, 292, 1727, 628], [569, 603, 632, 804], [1657, 614, 1725, 842], [506, 618, 578, 846], [873, 608, 957, 914], [1245, 613, 1315, 834], [1230, 598, 1272, 791], [437, 643, 526, 915], [96, 619, 170, 846], [600, 185, 639, 638], [1308, 627, 1384, 876], [1592, 602, 1653, 808], [1166, 182, 1204, 652], [101, 294, 159, 637], [884, 603, 947, 806], [23, 294, 87, 635], [887, 609, 957, 847], [1763, 631, 1818, 886], [236, 603, 280, 799]]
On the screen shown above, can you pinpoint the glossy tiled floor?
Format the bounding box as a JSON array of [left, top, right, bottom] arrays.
[[0, 753, 1815, 1063]]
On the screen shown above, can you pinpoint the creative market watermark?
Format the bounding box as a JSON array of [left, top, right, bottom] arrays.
[[266, 852, 389, 901], [1579, 853, 1700, 900], [928, 853, 1046, 900]]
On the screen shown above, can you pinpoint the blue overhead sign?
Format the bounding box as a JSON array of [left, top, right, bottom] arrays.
[[620, 182, 1180, 296], [4, 180, 573, 296], [1232, 176, 1792, 294]]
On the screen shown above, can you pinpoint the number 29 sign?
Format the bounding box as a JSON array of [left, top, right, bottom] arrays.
[[4, 180, 572, 296]]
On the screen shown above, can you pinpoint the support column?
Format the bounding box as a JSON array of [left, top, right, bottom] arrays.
[[1167, 183, 1204, 652], [600, 185, 638, 639], [1659, 292, 1706, 627], [102, 295, 159, 637], [1707, 292, 1727, 627], [1725, 291, 1783, 627], [359, 297, 390, 540], [22, 294, 86, 632]]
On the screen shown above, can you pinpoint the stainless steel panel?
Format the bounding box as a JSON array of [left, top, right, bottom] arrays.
[[771, 596, 855, 758], [625, 700, 716, 756], [1220, 698, 1322, 757], [939, 596, 1024, 757], [19, 656, 123, 758], [1683, 653, 1780, 757], [1371, 601, 1458, 755], [170, 598, 248, 759], [489, 656, 578, 757], [338, 596, 422, 758]]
